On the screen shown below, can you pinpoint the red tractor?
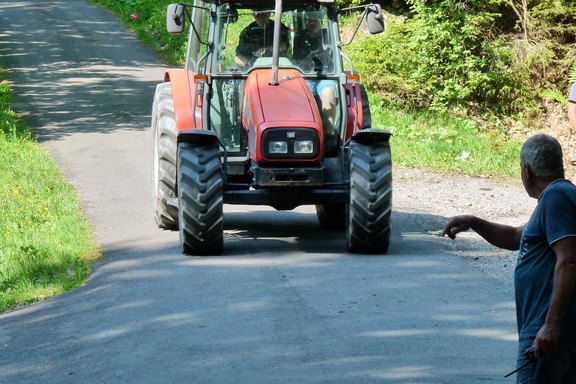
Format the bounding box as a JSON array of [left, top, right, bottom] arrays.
[[152, 0, 392, 255]]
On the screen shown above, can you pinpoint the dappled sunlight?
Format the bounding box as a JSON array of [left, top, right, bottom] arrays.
[[361, 325, 516, 342], [228, 300, 269, 312], [114, 300, 156, 311], [363, 366, 434, 380], [455, 328, 517, 342], [177, 253, 338, 268], [0, 3, 165, 143], [0, 207, 519, 382], [362, 329, 433, 338], [432, 313, 477, 322], [83, 327, 132, 341], [304, 355, 385, 367], [150, 312, 201, 327], [112, 269, 176, 280], [395, 259, 444, 268]]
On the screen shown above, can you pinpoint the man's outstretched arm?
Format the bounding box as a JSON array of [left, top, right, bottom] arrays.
[[443, 215, 524, 251]]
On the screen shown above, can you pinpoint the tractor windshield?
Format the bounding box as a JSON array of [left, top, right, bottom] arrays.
[[208, 3, 343, 157], [212, 4, 339, 76]]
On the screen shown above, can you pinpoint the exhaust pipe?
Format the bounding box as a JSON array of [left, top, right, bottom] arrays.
[[270, 0, 282, 86]]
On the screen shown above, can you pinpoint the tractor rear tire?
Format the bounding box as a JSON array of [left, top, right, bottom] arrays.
[[152, 82, 178, 229], [316, 204, 346, 230], [178, 141, 224, 255], [347, 140, 392, 253]]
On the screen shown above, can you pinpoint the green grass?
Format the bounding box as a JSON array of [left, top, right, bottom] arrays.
[[0, 79, 101, 313], [370, 99, 523, 178]]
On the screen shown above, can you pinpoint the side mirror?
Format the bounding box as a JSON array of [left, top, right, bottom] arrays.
[[167, 4, 185, 35], [366, 4, 385, 35]]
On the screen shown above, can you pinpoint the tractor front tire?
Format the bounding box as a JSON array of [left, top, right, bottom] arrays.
[[347, 140, 392, 253], [152, 82, 178, 229], [178, 141, 224, 255]]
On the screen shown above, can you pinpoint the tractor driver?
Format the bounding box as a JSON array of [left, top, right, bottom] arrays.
[[292, 10, 331, 69], [235, 10, 289, 68], [293, 10, 337, 139]]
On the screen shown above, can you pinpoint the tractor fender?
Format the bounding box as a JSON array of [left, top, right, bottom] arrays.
[[163, 69, 203, 133], [344, 83, 364, 138], [178, 129, 219, 145], [351, 128, 392, 145]]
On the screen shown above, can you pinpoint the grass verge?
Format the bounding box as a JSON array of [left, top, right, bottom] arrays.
[[370, 100, 523, 178], [0, 77, 101, 313]]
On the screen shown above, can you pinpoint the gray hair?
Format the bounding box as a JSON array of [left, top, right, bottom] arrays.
[[520, 134, 564, 178]]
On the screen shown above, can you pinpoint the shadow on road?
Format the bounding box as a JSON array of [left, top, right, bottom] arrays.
[[0, 1, 165, 142], [0, 208, 517, 383], [219, 208, 466, 257]]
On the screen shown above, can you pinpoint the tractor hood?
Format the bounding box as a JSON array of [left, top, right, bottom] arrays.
[[242, 69, 324, 162]]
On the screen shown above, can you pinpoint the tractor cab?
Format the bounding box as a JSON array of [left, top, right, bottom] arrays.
[[212, 3, 339, 76], [167, 1, 384, 159]]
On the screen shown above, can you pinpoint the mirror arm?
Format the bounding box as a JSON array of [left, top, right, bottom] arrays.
[[340, 4, 370, 12], [189, 11, 208, 45], [173, 3, 211, 45], [338, 8, 368, 47]]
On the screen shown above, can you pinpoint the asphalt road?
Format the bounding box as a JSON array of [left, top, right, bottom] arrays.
[[0, 1, 518, 383]]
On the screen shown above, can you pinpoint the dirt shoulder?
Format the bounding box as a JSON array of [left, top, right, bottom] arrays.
[[393, 167, 537, 283]]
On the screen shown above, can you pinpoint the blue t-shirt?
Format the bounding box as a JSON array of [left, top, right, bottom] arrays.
[[514, 179, 576, 339]]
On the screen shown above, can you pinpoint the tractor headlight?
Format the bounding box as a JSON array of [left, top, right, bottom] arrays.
[[294, 140, 314, 154], [269, 141, 288, 154], [262, 128, 320, 159]]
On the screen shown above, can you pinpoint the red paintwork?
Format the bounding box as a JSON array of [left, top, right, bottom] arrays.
[[242, 69, 323, 162], [344, 82, 364, 139], [164, 67, 366, 161], [163, 69, 203, 132]]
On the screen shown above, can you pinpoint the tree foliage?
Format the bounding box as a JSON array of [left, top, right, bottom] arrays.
[[345, 0, 576, 121]]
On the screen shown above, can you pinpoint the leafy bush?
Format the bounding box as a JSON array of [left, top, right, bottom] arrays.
[[337, 0, 366, 6], [346, 0, 543, 118], [531, 0, 576, 45]]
